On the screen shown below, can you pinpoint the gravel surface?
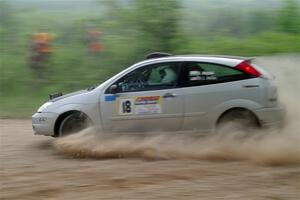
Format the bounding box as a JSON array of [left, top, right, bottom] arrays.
[[1, 120, 300, 200]]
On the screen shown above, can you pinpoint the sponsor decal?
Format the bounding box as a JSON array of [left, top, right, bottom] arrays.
[[201, 71, 215, 76], [189, 71, 217, 81], [117, 96, 162, 115], [134, 96, 161, 115]]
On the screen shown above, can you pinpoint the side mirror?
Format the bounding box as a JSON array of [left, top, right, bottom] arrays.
[[109, 84, 118, 94]]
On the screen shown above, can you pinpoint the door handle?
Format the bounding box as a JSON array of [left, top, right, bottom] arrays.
[[163, 93, 177, 98], [243, 85, 259, 88]]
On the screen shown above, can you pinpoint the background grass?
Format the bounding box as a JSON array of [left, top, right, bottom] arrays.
[[1, 0, 300, 117]]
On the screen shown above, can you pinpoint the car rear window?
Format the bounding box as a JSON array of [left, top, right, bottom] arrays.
[[181, 62, 250, 87], [200, 63, 243, 77]]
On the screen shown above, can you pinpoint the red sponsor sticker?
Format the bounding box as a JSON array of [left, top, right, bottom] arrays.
[[136, 96, 160, 102]]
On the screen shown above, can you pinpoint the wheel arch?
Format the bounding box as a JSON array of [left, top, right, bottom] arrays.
[[54, 110, 92, 137], [216, 107, 261, 128]]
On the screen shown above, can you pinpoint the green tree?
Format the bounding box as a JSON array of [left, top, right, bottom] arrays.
[[247, 11, 276, 35], [0, 0, 13, 27], [277, 0, 300, 33], [100, 0, 180, 51], [133, 0, 181, 52], [0, 0, 15, 44]]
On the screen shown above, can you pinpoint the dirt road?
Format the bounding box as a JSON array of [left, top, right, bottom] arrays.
[[0, 119, 300, 200], [1, 55, 300, 199]]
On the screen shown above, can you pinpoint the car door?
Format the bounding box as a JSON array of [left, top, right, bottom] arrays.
[[101, 62, 184, 132], [181, 61, 259, 131]]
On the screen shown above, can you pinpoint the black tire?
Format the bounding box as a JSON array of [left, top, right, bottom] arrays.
[[216, 109, 259, 135], [58, 112, 90, 137]]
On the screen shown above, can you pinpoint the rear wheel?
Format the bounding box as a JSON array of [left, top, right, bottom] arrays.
[[58, 112, 90, 137], [216, 109, 260, 135]]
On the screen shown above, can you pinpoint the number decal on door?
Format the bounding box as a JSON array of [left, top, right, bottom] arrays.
[[118, 96, 162, 115], [122, 100, 132, 113], [118, 98, 134, 115]]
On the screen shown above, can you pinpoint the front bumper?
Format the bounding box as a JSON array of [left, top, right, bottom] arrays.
[[32, 112, 58, 136], [254, 103, 286, 128]]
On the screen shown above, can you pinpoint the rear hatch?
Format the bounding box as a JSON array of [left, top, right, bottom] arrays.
[[235, 59, 278, 107]]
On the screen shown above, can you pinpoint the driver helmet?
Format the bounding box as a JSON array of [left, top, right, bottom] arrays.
[[161, 68, 176, 84]]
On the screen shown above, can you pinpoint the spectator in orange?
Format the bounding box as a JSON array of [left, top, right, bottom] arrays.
[[30, 32, 54, 79], [86, 29, 104, 54]]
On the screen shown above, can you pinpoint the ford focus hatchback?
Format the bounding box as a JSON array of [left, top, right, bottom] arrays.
[[32, 53, 285, 137]]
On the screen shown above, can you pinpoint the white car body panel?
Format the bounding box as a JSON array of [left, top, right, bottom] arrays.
[[100, 88, 184, 132], [32, 55, 285, 136], [182, 78, 264, 131]]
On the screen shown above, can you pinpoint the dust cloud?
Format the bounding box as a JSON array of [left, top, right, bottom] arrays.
[[54, 55, 300, 166]]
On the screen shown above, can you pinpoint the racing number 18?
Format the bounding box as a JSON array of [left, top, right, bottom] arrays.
[[122, 100, 132, 113]]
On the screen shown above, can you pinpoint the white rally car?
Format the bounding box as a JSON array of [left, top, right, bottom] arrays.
[[32, 53, 285, 137]]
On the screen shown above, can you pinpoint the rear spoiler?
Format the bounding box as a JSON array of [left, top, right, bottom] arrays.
[[245, 57, 256, 63]]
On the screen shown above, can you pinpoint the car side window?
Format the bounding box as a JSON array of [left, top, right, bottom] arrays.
[[182, 62, 248, 86], [111, 62, 180, 93]]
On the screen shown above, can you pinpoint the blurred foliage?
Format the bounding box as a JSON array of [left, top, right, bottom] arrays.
[[0, 0, 300, 117], [277, 0, 300, 33]]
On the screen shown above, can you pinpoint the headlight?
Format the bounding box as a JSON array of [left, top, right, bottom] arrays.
[[38, 102, 53, 112]]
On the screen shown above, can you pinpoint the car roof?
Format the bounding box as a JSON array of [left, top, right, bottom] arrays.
[[136, 54, 250, 68], [147, 54, 248, 61], [175, 54, 249, 60]]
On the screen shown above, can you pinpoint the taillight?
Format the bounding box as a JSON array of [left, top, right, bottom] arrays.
[[236, 61, 261, 77]]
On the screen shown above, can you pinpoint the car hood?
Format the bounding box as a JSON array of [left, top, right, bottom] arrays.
[[50, 90, 88, 102]]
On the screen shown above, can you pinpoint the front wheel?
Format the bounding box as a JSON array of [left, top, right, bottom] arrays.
[[58, 112, 90, 137]]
